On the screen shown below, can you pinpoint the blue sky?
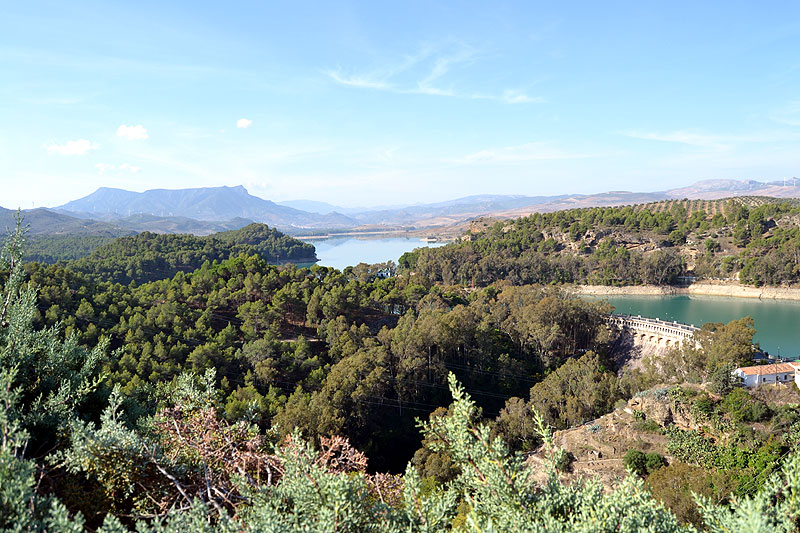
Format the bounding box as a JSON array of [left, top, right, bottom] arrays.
[[2, 1, 800, 209]]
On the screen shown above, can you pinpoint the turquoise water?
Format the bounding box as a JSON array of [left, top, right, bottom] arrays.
[[583, 294, 800, 359], [304, 236, 446, 271]]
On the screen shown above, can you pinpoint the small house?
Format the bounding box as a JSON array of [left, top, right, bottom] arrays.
[[733, 362, 800, 388]]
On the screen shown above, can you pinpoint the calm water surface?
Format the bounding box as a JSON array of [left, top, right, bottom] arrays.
[[583, 294, 800, 359], [305, 236, 446, 271]]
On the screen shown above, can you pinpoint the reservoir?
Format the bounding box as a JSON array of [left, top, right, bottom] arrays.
[[305, 236, 446, 271], [584, 294, 800, 359]]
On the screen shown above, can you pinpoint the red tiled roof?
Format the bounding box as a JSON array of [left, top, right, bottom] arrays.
[[737, 363, 800, 376]]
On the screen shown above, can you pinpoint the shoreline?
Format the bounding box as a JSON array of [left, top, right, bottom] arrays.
[[294, 229, 458, 242], [572, 282, 800, 301]]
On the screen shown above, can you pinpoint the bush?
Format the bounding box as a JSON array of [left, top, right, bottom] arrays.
[[709, 363, 739, 395], [722, 388, 771, 423], [625, 449, 666, 477], [634, 419, 664, 434], [624, 449, 647, 476], [554, 449, 575, 472], [646, 462, 737, 528], [691, 394, 715, 419], [645, 452, 667, 473]]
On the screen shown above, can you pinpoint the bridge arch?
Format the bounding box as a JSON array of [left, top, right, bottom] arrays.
[[610, 314, 700, 349]]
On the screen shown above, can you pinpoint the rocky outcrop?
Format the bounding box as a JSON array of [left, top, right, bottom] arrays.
[[573, 282, 800, 301], [626, 390, 701, 431]]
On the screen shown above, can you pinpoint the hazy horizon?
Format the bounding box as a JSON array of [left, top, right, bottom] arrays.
[[6, 176, 793, 213], [3, 2, 799, 210]]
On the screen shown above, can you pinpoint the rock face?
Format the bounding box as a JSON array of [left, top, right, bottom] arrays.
[[573, 282, 800, 301], [526, 385, 705, 489], [626, 390, 701, 431]]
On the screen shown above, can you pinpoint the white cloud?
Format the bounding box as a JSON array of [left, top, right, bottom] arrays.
[[119, 162, 141, 173], [623, 130, 800, 151], [95, 162, 141, 174], [46, 139, 99, 156], [237, 118, 253, 129], [770, 101, 800, 126], [117, 124, 149, 140], [500, 90, 544, 104], [324, 43, 543, 105], [459, 142, 593, 163], [624, 130, 729, 150], [325, 70, 390, 90]]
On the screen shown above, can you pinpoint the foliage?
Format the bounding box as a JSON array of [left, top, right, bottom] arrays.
[[25, 234, 117, 263], [403, 198, 800, 287], [720, 388, 770, 423], [696, 452, 800, 532], [67, 223, 316, 284], [524, 351, 620, 430], [7, 213, 800, 531], [638, 318, 756, 386], [624, 450, 665, 477], [624, 449, 648, 476], [708, 363, 739, 395], [23, 255, 611, 471], [646, 462, 737, 527]]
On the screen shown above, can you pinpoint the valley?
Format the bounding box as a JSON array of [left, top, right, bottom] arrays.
[[7, 3, 800, 530]]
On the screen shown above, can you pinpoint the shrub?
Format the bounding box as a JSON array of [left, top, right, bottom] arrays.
[[722, 388, 770, 423], [624, 449, 647, 476], [709, 363, 739, 395], [645, 452, 667, 473], [634, 419, 664, 434], [691, 394, 715, 419], [554, 449, 575, 472]]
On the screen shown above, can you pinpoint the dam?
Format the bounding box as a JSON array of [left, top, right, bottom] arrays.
[[609, 314, 699, 349]]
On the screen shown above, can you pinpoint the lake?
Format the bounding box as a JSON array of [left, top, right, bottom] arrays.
[[583, 294, 800, 359], [304, 236, 446, 271]]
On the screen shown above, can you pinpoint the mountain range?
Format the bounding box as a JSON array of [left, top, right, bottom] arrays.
[[3, 178, 798, 237], [58, 185, 355, 229]]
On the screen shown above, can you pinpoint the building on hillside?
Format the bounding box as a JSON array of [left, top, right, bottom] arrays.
[[733, 362, 800, 388]]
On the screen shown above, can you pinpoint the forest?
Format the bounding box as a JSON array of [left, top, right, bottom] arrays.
[[49, 223, 317, 285], [3, 214, 800, 531], [402, 198, 800, 287]]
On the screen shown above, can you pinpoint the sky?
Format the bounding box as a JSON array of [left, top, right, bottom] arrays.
[[2, 1, 800, 209]]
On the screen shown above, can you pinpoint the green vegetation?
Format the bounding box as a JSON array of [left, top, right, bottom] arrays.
[[634, 317, 757, 388], [66, 223, 316, 284], [647, 382, 800, 524], [624, 449, 667, 476], [23, 251, 611, 471], [4, 213, 800, 531], [403, 197, 800, 287], [25, 234, 118, 263]]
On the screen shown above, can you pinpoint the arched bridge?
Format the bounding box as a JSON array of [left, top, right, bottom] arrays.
[[609, 314, 700, 349]]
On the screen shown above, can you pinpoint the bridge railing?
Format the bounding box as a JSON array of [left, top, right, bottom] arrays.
[[609, 314, 699, 335]]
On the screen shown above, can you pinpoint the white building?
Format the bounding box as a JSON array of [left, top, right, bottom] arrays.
[[733, 362, 800, 388]]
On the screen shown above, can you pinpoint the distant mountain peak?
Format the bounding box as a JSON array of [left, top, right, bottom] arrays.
[[57, 185, 356, 228]]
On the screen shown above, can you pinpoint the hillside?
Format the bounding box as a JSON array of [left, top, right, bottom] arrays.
[[0, 206, 133, 236], [6, 215, 799, 530], [402, 197, 800, 287], [530, 383, 800, 526], [67, 222, 317, 284]]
